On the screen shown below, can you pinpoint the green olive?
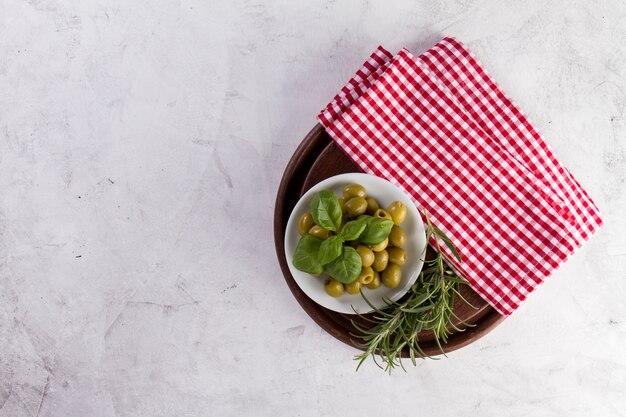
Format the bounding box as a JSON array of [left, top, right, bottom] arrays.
[[365, 197, 380, 215], [366, 271, 381, 290], [373, 209, 392, 221], [369, 237, 388, 252], [372, 249, 389, 272], [388, 225, 407, 247], [324, 278, 344, 297], [387, 247, 407, 265], [382, 264, 402, 288], [386, 201, 407, 225], [297, 212, 315, 235], [344, 280, 362, 295], [337, 198, 346, 213], [345, 197, 367, 218], [308, 225, 330, 240], [356, 245, 375, 267], [357, 266, 375, 285], [343, 183, 367, 200]]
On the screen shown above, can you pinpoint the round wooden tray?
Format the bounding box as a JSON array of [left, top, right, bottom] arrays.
[[274, 124, 505, 356]]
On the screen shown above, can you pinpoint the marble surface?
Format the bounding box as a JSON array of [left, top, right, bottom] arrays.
[[1, 0, 625, 416]]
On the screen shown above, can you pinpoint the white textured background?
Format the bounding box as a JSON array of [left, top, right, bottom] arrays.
[[1, 1, 625, 416]]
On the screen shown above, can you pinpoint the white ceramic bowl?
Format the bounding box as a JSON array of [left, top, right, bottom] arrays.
[[284, 173, 427, 314]]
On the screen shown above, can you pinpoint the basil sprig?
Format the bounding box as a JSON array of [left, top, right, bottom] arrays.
[[319, 218, 369, 265], [292, 190, 395, 284]]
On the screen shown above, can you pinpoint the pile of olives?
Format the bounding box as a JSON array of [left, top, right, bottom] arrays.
[[296, 183, 409, 298]]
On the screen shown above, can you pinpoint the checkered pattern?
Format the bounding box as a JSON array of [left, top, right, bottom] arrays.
[[318, 38, 602, 315]]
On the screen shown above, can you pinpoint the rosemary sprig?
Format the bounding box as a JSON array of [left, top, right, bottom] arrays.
[[352, 211, 476, 373]]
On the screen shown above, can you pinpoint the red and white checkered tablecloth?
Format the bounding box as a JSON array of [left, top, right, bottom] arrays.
[[318, 37, 602, 315]]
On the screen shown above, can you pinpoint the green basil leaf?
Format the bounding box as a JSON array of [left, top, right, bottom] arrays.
[[359, 216, 394, 245], [339, 219, 367, 241], [292, 234, 323, 275], [325, 246, 362, 284], [309, 190, 342, 231], [318, 235, 343, 265]]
